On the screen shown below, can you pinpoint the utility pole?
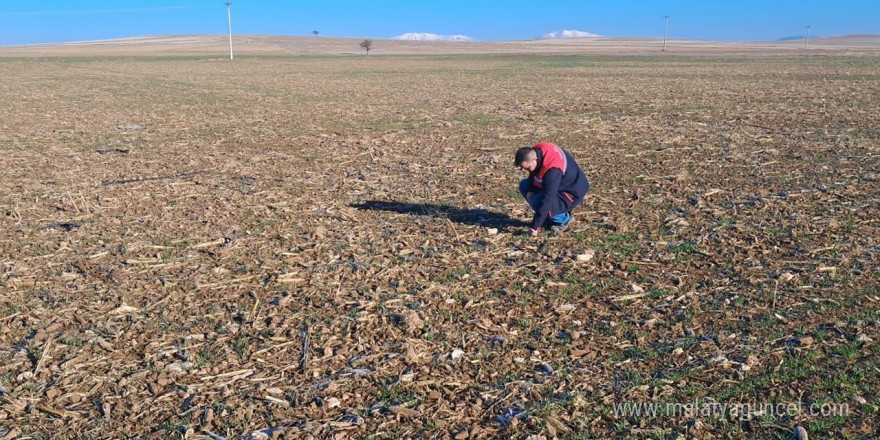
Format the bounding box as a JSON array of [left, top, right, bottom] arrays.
[[804, 25, 811, 49], [663, 15, 670, 51], [226, 1, 234, 60]]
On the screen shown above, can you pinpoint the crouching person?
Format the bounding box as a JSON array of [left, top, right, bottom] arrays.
[[514, 142, 590, 237]]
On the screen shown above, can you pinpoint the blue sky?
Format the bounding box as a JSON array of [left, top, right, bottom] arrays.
[[1, 0, 878, 46]]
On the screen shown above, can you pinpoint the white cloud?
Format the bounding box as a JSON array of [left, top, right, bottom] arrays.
[[539, 30, 601, 40], [392, 33, 474, 42]]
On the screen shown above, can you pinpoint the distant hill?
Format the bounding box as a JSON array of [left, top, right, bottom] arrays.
[[779, 34, 880, 44], [778, 35, 811, 41], [812, 34, 880, 45], [1, 34, 878, 57]]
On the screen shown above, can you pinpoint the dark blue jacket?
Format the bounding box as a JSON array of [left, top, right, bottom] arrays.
[[525, 145, 589, 229]]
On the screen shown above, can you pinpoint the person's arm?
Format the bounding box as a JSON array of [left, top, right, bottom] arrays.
[[524, 177, 537, 202], [530, 168, 562, 231]]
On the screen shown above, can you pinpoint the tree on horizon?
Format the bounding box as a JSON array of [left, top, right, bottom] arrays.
[[312, 30, 319, 38], [360, 39, 373, 55]]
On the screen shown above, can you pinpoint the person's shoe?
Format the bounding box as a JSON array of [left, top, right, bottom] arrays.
[[550, 216, 574, 235]]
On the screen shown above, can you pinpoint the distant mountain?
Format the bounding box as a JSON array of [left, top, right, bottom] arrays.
[[778, 34, 880, 44], [539, 30, 601, 40], [778, 35, 814, 41], [392, 33, 474, 42]]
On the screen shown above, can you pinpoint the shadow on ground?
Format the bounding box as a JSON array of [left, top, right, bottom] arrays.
[[350, 200, 528, 230]]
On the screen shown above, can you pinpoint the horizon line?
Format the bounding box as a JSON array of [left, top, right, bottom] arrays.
[[5, 32, 878, 48]]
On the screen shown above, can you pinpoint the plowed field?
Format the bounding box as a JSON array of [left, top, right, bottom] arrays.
[[1, 48, 879, 439]]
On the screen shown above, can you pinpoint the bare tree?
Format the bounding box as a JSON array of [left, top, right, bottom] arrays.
[[359, 39, 373, 55], [312, 30, 319, 38]]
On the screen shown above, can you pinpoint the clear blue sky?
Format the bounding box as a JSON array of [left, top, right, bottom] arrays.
[[1, 0, 878, 46]]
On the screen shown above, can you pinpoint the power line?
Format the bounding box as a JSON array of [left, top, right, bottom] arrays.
[[804, 25, 811, 49], [663, 15, 670, 52], [226, 1, 233, 60]]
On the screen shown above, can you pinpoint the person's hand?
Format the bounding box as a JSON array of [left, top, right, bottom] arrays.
[[529, 227, 540, 237]]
